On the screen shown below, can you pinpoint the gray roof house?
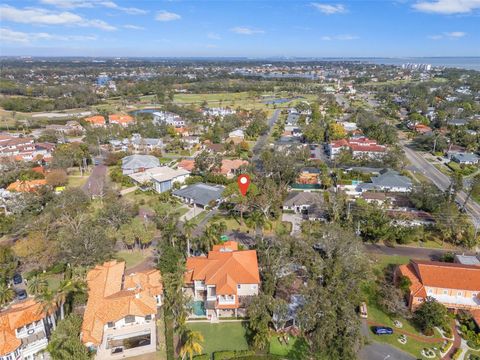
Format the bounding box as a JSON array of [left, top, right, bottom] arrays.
[[358, 169, 413, 193], [173, 183, 225, 208], [121, 155, 160, 175], [451, 152, 479, 165], [129, 166, 190, 193], [447, 119, 468, 127], [283, 191, 327, 220]]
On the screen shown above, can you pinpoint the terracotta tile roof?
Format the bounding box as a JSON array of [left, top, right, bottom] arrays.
[[472, 309, 480, 327], [81, 260, 162, 346], [412, 260, 480, 291], [399, 260, 480, 299], [219, 159, 248, 175], [109, 114, 134, 125], [178, 159, 195, 172], [85, 115, 106, 125], [0, 300, 47, 356], [185, 241, 260, 297], [6, 179, 47, 192]]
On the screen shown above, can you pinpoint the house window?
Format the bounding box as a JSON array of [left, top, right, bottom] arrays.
[[125, 315, 135, 324], [237, 284, 241, 289], [473, 293, 478, 297], [428, 289, 433, 294], [107, 322, 114, 328], [443, 290, 448, 295], [145, 315, 152, 321], [457, 291, 463, 297]]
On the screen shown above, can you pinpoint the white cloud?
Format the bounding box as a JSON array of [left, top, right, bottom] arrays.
[[207, 32, 221, 40], [40, 0, 94, 9], [428, 31, 467, 39], [40, 0, 147, 14], [311, 3, 346, 14], [155, 10, 181, 21], [446, 31, 466, 37], [230, 26, 264, 35], [123, 24, 145, 30], [321, 34, 358, 40], [412, 0, 480, 14], [98, 1, 147, 15], [0, 28, 30, 43], [0, 5, 117, 30], [0, 27, 96, 43]]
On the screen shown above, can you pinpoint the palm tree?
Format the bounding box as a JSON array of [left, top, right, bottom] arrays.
[[179, 329, 204, 360], [37, 290, 58, 326], [28, 276, 48, 296], [55, 279, 87, 319], [0, 283, 15, 305], [183, 219, 197, 256]]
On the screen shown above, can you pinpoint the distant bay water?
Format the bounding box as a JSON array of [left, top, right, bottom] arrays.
[[345, 57, 480, 71]]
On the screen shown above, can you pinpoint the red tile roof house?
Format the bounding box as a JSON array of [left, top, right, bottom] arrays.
[[109, 114, 135, 127], [395, 260, 480, 320], [0, 299, 61, 360], [82, 260, 163, 359], [85, 115, 107, 128], [327, 137, 387, 160], [184, 241, 260, 322]]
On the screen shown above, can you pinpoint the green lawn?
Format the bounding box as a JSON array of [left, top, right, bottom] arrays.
[[269, 335, 308, 359], [372, 254, 410, 271], [67, 174, 89, 188], [466, 349, 480, 359], [187, 322, 249, 355], [116, 250, 148, 269]]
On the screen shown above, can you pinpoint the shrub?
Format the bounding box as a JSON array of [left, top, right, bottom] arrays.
[[193, 355, 210, 360], [213, 350, 255, 360]]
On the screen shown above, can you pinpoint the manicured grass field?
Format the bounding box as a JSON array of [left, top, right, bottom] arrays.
[[116, 250, 148, 269], [187, 322, 249, 355]]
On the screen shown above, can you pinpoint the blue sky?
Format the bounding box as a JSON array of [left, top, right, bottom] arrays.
[[1, 0, 479, 57]]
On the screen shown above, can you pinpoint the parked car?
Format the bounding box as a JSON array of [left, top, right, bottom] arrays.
[[359, 302, 368, 319], [16, 289, 27, 301], [372, 326, 393, 335], [13, 273, 23, 285]]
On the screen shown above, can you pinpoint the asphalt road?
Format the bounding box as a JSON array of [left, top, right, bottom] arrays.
[[364, 243, 475, 260], [252, 109, 281, 164], [359, 343, 415, 360], [403, 144, 480, 228]]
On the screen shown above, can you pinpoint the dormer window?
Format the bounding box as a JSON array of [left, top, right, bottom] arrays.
[[125, 315, 135, 324], [107, 322, 114, 328]]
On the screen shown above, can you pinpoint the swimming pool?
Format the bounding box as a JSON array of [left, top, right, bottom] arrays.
[[191, 301, 206, 316]]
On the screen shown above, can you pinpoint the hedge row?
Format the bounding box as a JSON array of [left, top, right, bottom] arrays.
[[213, 350, 255, 360]]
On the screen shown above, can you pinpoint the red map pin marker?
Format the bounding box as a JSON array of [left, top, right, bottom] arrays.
[[237, 174, 250, 196]]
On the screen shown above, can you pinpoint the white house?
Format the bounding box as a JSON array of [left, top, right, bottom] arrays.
[[0, 299, 61, 360], [152, 111, 186, 127], [128, 166, 190, 193]]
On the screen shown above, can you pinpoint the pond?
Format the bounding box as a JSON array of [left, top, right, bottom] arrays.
[[262, 96, 304, 105], [130, 108, 161, 116]]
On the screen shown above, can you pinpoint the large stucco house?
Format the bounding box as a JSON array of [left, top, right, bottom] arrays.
[[81, 261, 163, 360], [184, 241, 260, 321]]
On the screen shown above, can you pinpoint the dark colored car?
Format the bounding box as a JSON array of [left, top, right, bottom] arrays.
[[13, 274, 23, 285], [16, 289, 27, 301], [372, 326, 393, 335]]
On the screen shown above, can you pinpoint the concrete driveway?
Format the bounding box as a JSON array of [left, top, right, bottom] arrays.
[[281, 213, 303, 235]]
